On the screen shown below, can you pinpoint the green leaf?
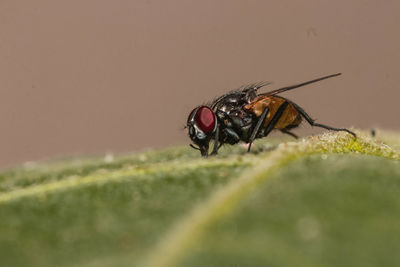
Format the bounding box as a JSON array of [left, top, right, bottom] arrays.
[[0, 131, 399, 267]]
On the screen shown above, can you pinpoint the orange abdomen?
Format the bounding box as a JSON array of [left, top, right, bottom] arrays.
[[243, 96, 302, 129]]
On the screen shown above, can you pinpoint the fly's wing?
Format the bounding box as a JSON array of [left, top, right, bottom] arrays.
[[260, 73, 341, 96], [210, 81, 271, 109]]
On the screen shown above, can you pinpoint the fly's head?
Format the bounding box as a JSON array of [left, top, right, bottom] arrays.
[[186, 106, 217, 157]]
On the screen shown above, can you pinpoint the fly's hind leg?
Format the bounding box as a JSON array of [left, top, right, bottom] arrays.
[[290, 101, 356, 138], [280, 128, 298, 139]]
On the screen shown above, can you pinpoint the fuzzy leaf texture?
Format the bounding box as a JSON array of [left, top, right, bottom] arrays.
[[0, 130, 399, 267]]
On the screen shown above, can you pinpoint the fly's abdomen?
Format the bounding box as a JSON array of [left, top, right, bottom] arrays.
[[244, 96, 302, 130]]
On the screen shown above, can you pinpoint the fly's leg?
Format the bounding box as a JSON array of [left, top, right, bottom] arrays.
[[224, 128, 240, 143], [190, 144, 200, 150], [280, 128, 298, 139], [210, 126, 220, 156], [247, 107, 269, 152], [290, 102, 356, 138], [248, 101, 290, 152], [262, 101, 289, 138]]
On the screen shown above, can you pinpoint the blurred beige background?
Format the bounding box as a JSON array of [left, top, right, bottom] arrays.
[[0, 0, 399, 167]]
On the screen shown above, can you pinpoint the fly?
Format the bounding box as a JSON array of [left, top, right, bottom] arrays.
[[186, 73, 356, 157]]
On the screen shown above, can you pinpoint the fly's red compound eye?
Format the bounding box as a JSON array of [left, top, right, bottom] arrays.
[[194, 106, 216, 133]]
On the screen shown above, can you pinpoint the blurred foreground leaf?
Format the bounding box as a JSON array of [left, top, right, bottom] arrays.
[[0, 131, 399, 267]]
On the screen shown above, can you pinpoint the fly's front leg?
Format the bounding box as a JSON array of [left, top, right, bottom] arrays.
[[210, 126, 220, 156], [223, 128, 240, 145]]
